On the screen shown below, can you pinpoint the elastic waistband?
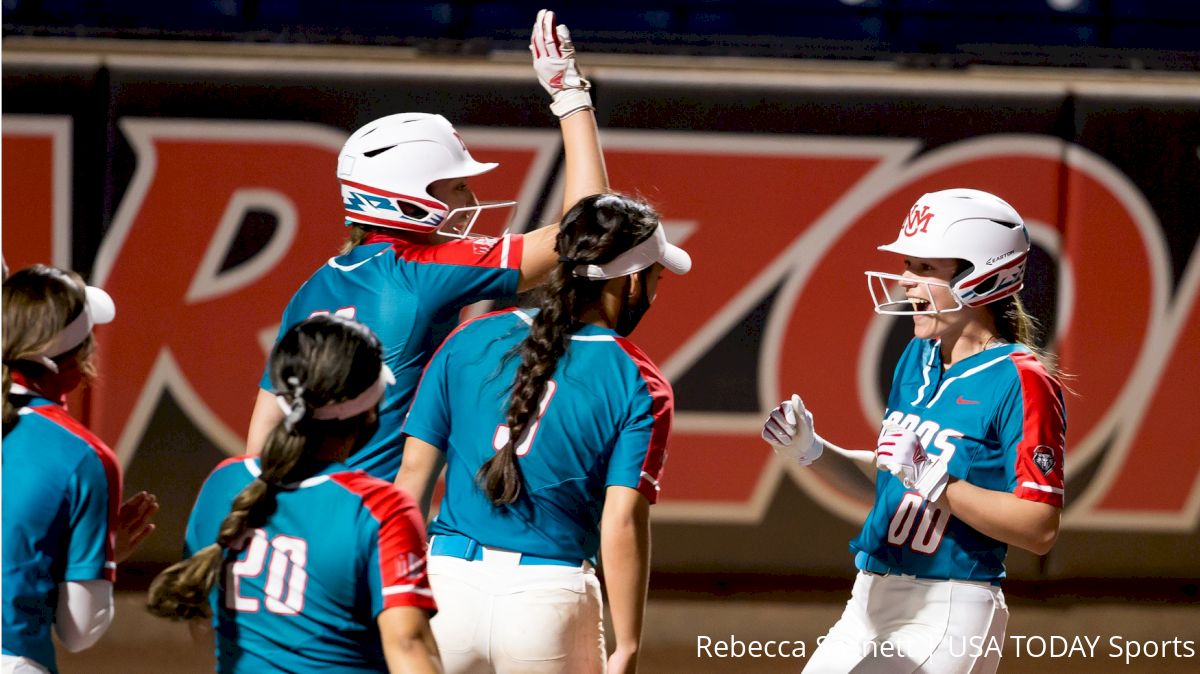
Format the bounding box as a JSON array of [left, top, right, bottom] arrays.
[[856, 553, 1002, 587], [430, 534, 583, 567]]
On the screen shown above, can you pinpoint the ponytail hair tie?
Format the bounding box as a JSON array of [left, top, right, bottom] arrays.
[[274, 376, 309, 434]]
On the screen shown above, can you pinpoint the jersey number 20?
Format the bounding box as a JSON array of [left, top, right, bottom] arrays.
[[492, 380, 557, 457], [227, 528, 309, 615]]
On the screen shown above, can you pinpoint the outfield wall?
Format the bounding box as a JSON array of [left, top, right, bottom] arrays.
[[4, 43, 1199, 581]]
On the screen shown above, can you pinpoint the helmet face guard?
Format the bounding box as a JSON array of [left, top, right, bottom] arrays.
[[864, 271, 964, 316], [867, 188, 1029, 315], [433, 200, 518, 240]]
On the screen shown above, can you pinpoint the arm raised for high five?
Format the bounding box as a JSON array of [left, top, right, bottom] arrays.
[[518, 8, 609, 293]]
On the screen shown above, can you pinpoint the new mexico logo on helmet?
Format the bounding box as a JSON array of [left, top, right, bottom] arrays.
[[866, 188, 1031, 315], [336, 113, 507, 236]]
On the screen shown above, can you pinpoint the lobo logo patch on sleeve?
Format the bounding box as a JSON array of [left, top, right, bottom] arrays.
[[1033, 445, 1056, 475], [396, 552, 426, 580]]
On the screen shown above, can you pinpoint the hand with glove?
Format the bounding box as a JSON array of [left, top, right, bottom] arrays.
[[875, 424, 949, 502], [531, 9, 593, 119], [762, 394, 824, 466]]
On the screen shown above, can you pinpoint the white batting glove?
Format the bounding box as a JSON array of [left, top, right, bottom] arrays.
[[762, 394, 823, 466], [531, 9, 593, 119], [875, 425, 948, 502]]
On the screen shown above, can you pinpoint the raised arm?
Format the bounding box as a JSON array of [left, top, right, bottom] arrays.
[[559, 108, 608, 215], [519, 9, 609, 293], [599, 485, 651, 674]]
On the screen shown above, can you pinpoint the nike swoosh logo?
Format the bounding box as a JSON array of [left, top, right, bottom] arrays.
[[956, 395, 981, 405], [327, 249, 388, 272]]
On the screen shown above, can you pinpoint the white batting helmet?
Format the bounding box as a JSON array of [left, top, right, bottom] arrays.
[[336, 113, 498, 233], [866, 188, 1030, 314]]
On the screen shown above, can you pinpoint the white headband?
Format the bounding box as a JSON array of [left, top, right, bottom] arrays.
[[275, 363, 395, 424], [21, 285, 116, 373], [572, 224, 692, 280]]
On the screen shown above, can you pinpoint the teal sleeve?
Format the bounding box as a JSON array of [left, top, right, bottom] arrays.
[[63, 452, 113, 581]]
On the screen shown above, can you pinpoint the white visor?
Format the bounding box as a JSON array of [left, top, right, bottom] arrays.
[[22, 285, 116, 372], [573, 224, 692, 280], [275, 363, 396, 423]]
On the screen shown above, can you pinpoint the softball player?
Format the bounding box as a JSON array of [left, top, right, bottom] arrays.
[[149, 315, 439, 673], [3, 265, 157, 674], [396, 193, 691, 674], [244, 7, 609, 483], [763, 189, 1067, 674]]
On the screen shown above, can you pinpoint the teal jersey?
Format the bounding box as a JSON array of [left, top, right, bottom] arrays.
[[185, 457, 435, 673], [2, 393, 120, 673], [260, 231, 523, 481], [403, 308, 673, 563], [852, 339, 1066, 582]]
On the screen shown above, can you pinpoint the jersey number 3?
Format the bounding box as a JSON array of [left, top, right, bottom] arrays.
[[309, 306, 357, 320], [492, 380, 558, 457], [227, 529, 309, 615]]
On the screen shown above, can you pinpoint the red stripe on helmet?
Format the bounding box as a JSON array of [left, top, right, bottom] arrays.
[[345, 211, 436, 233], [340, 180, 444, 210], [959, 253, 1027, 290]]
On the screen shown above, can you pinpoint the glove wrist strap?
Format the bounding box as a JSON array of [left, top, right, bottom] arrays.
[[550, 89, 594, 118], [916, 455, 950, 502]]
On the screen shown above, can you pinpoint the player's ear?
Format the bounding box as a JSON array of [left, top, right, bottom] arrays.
[[626, 272, 641, 301]]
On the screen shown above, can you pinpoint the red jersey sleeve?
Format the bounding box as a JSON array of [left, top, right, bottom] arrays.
[[331, 472, 437, 614], [1007, 352, 1067, 507]]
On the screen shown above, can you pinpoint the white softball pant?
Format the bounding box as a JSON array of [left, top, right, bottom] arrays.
[[803, 571, 1009, 674], [427, 551, 606, 674], [1, 655, 51, 674]]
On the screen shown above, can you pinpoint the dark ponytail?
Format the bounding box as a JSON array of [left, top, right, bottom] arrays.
[[148, 315, 383, 620], [478, 194, 660, 505]]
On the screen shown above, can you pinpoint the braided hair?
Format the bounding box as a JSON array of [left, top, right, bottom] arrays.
[[147, 315, 383, 620], [478, 193, 660, 505]]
